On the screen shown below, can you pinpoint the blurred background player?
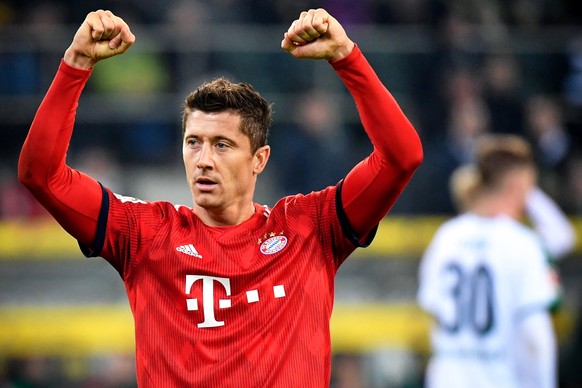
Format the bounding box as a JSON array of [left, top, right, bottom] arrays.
[[417, 134, 559, 388]]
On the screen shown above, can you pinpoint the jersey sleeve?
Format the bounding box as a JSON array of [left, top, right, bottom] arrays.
[[82, 187, 167, 279], [18, 60, 165, 279], [18, 60, 102, 247], [514, 311, 557, 388], [331, 46, 423, 243], [514, 234, 559, 318]]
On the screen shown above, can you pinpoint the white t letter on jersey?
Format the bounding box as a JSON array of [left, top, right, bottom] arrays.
[[185, 275, 231, 328]]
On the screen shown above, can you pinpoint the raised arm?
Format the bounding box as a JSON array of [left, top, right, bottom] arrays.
[[18, 10, 135, 246], [282, 9, 423, 240], [526, 187, 577, 260]]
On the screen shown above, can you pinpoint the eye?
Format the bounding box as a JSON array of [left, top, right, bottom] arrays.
[[215, 142, 229, 150], [186, 138, 200, 147]]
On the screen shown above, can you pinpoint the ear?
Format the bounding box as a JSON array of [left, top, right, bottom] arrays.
[[252, 145, 270, 175]]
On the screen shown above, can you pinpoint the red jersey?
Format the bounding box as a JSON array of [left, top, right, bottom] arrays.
[[19, 44, 422, 386], [86, 182, 361, 386]]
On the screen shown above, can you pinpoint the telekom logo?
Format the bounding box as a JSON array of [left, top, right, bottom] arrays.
[[185, 275, 231, 328], [185, 275, 286, 328]]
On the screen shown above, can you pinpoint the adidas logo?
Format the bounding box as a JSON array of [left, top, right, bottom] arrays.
[[176, 244, 203, 259]]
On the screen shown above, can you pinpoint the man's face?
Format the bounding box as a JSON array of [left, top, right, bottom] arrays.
[[182, 110, 269, 214]]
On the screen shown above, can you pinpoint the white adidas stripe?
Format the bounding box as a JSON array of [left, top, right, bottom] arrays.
[[176, 244, 202, 258]]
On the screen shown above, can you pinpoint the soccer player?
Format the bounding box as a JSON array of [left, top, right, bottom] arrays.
[[417, 135, 558, 388], [18, 8, 423, 386]]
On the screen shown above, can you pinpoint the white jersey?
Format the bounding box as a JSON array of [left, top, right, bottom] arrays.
[[417, 213, 558, 388]]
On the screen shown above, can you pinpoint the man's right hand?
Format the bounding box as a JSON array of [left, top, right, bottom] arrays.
[[64, 10, 135, 70]]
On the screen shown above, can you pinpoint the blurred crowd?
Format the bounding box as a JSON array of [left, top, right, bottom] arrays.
[[1, 0, 581, 26], [0, 0, 581, 218]]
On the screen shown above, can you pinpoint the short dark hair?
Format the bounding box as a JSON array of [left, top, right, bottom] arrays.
[[182, 78, 272, 153]]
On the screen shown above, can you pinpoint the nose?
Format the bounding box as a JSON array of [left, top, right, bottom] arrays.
[[196, 143, 214, 169]]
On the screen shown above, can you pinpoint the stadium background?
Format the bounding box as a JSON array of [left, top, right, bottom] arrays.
[[0, 0, 581, 386]]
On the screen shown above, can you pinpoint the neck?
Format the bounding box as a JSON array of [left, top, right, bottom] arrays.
[[471, 193, 521, 220], [193, 201, 256, 227]]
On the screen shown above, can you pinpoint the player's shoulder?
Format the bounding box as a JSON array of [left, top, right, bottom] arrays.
[[494, 214, 540, 243], [273, 186, 337, 208], [487, 216, 546, 263], [112, 192, 168, 208], [111, 192, 150, 205], [431, 213, 475, 240], [440, 213, 534, 237], [422, 215, 472, 260], [431, 213, 537, 246], [111, 191, 193, 220], [439, 213, 472, 230], [267, 187, 339, 233]]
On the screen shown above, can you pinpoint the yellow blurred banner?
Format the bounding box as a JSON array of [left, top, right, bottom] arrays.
[[0, 303, 430, 357], [331, 303, 431, 353], [0, 219, 80, 260], [1, 216, 581, 260], [0, 217, 446, 260], [0, 303, 574, 357], [0, 305, 135, 357]]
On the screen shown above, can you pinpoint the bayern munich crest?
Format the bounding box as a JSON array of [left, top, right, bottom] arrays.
[[259, 235, 288, 255]]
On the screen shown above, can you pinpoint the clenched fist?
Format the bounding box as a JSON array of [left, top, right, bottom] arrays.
[[64, 10, 135, 70], [281, 8, 354, 62]]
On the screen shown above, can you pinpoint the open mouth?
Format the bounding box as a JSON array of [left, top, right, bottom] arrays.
[[195, 176, 218, 191]]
